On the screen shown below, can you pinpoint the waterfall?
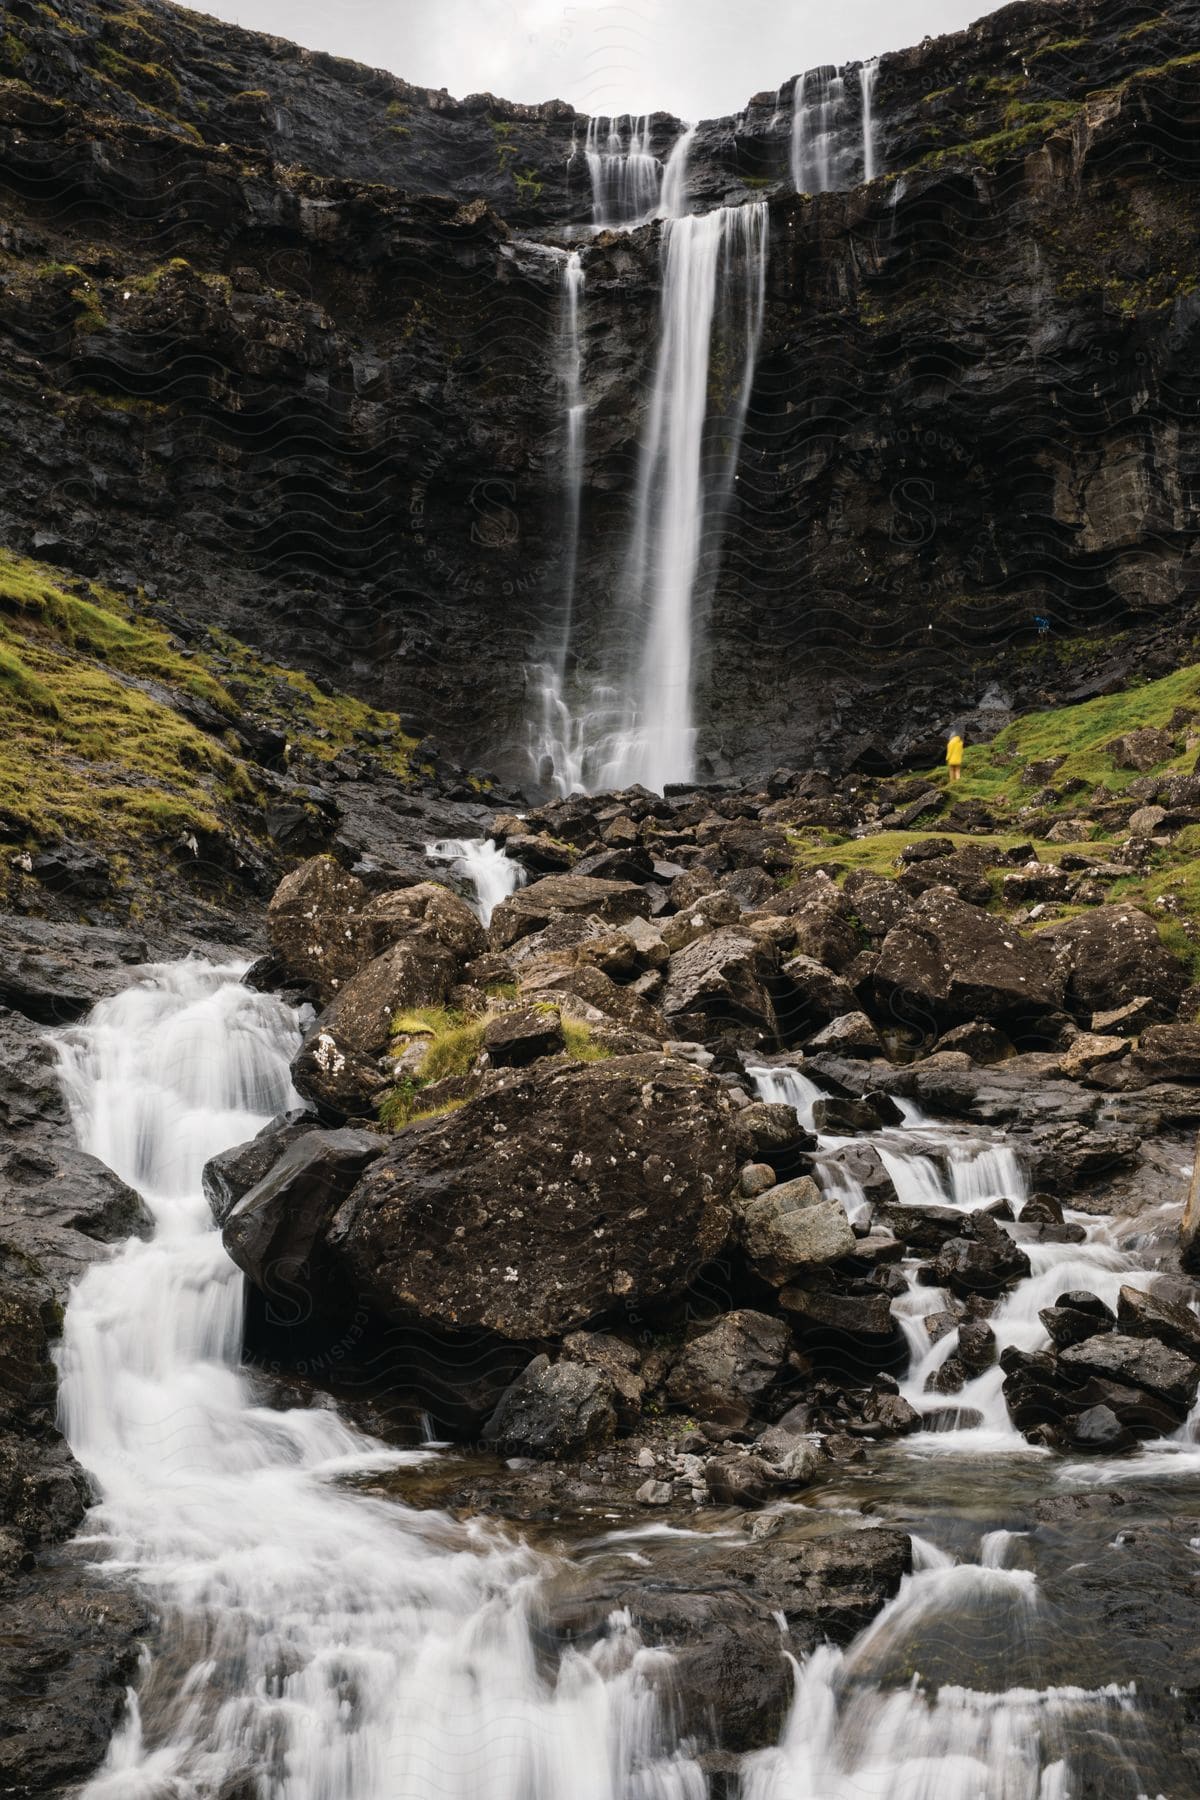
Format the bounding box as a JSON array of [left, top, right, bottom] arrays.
[[790, 61, 883, 192], [529, 249, 592, 797], [52, 962, 701, 1798], [531, 124, 766, 798], [600, 190, 767, 792], [860, 57, 880, 182], [584, 114, 662, 226], [426, 835, 525, 925], [790, 66, 850, 194]]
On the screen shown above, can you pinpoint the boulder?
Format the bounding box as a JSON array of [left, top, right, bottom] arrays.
[[481, 1008, 566, 1067], [483, 1355, 617, 1458], [768, 872, 859, 971], [732, 1102, 815, 1168], [1131, 1024, 1200, 1083], [806, 1012, 886, 1058], [810, 1093, 903, 1133], [841, 871, 912, 938], [930, 1021, 1013, 1064], [322, 1055, 736, 1339], [267, 855, 369, 1001], [777, 956, 857, 1034], [660, 927, 779, 1046], [926, 1214, 1032, 1298], [1057, 1333, 1200, 1412], [1039, 1293, 1115, 1349], [1116, 1284, 1200, 1360], [738, 1177, 857, 1281], [665, 1310, 790, 1430], [202, 1109, 314, 1225], [874, 889, 1065, 1029], [1058, 1033, 1129, 1080], [489, 876, 651, 950], [291, 936, 460, 1116], [704, 1452, 779, 1507], [360, 882, 487, 962], [1040, 907, 1188, 1020], [222, 1128, 385, 1303], [1107, 727, 1177, 772]]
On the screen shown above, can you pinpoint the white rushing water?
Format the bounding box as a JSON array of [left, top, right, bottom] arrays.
[[749, 1067, 1166, 1451], [53, 961, 702, 1799], [860, 58, 880, 183], [790, 61, 882, 193], [584, 114, 663, 227], [532, 130, 767, 797], [425, 835, 525, 925], [742, 1533, 1145, 1799]]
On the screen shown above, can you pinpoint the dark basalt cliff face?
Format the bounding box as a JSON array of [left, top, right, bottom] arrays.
[[0, 0, 1198, 786]]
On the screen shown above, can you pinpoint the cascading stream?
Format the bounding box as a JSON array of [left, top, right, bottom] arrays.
[[53, 962, 698, 1799], [426, 835, 525, 925], [750, 1066, 1165, 1447], [583, 115, 663, 228]]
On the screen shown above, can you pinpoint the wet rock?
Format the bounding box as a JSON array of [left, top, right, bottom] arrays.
[[0, 917, 148, 1025], [1116, 1284, 1200, 1361], [222, 1127, 385, 1301], [1070, 1403, 1136, 1453], [926, 1214, 1032, 1298], [1058, 1333, 1200, 1413], [201, 1109, 315, 1225], [267, 855, 369, 1002], [739, 1179, 857, 1281], [323, 1054, 736, 1340], [874, 889, 1064, 1029], [665, 1310, 790, 1431], [483, 1355, 617, 1458], [739, 1161, 778, 1199], [1040, 1293, 1115, 1349], [489, 876, 651, 951], [481, 1008, 566, 1067], [754, 1425, 822, 1482], [770, 872, 859, 971], [560, 1331, 644, 1418], [704, 1452, 778, 1506], [810, 1092, 903, 1133], [1040, 907, 1188, 1021]]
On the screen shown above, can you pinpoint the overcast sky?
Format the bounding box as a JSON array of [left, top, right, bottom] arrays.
[[185, 0, 997, 119]]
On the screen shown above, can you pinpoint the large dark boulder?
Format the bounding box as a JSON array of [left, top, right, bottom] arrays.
[[201, 1109, 314, 1225], [321, 1055, 737, 1339], [360, 882, 487, 963], [665, 1310, 791, 1429], [660, 927, 779, 1046], [290, 936, 460, 1117], [222, 1128, 385, 1304], [874, 889, 1064, 1029], [489, 876, 652, 950], [482, 1355, 617, 1458], [1040, 906, 1188, 1020], [267, 855, 369, 1002], [1131, 1025, 1200, 1083]]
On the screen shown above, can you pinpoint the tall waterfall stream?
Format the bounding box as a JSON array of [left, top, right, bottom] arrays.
[[50, 963, 1200, 1795]]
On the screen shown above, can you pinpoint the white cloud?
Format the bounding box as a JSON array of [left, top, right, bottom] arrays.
[[185, 0, 995, 118]]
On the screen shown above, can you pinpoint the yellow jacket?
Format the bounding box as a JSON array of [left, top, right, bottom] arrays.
[[946, 734, 964, 767]]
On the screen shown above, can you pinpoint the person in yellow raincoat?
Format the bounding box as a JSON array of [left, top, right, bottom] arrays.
[[946, 731, 964, 783]]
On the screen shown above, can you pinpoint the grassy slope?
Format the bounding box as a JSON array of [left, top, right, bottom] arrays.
[[0, 547, 417, 908], [792, 661, 1200, 973]]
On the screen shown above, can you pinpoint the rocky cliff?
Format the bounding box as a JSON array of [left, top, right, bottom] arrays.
[[0, 0, 1198, 784]]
